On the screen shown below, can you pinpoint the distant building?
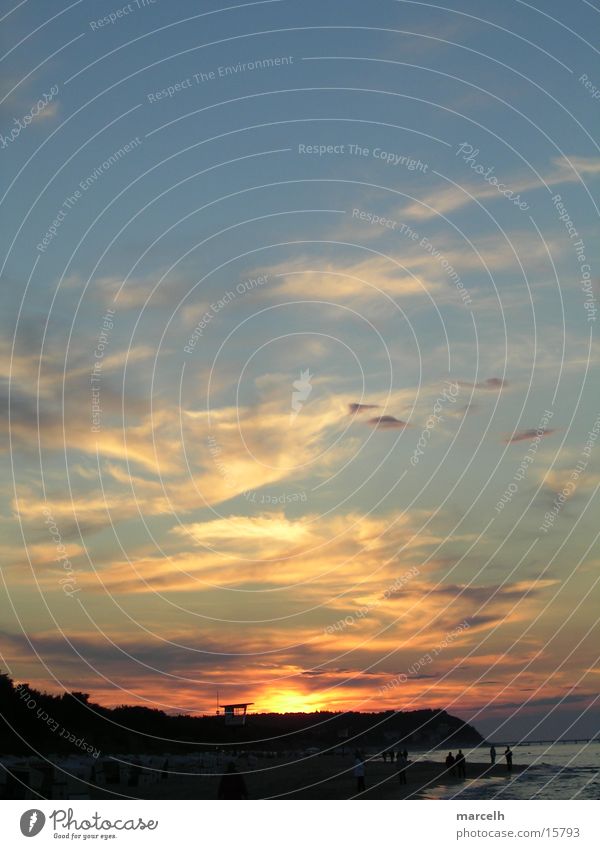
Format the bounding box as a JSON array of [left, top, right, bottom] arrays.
[[221, 703, 253, 726]]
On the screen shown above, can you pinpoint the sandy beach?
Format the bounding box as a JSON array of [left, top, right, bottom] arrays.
[[87, 755, 523, 800]]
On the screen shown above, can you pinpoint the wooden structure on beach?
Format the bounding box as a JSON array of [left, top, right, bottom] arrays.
[[221, 702, 253, 727]]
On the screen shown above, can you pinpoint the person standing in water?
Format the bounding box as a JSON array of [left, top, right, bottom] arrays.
[[504, 746, 513, 772], [397, 751, 408, 785], [490, 744, 496, 765], [353, 750, 366, 793]]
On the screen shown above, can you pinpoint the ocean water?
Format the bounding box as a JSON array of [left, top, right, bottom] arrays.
[[422, 742, 600, 800]]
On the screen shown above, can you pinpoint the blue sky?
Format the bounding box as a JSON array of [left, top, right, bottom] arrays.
[[1, 0, 599, 740]]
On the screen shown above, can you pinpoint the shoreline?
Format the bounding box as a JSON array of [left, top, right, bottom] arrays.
[[97, 756, 524, 800]]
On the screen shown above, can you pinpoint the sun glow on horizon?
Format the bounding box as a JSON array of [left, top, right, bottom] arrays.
[[256, 689, 330, 714]]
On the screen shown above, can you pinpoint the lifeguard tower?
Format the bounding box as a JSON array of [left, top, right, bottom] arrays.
[[222, 702, 253, 727]]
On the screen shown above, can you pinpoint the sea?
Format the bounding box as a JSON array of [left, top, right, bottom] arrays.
[[420, 742, 600, 800]]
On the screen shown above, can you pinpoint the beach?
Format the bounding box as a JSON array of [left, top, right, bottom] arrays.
[[6, 743, 599, 800], [81, 755, 524, 800]]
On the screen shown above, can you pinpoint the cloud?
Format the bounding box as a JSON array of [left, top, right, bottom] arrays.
[[60, 508, 442, 595], [400, 155, 600, 221], [458, 377, 506, 390], [31, 100, 59, 122], [2, 528, 571, 715], [553, 155, 600, 176], [367, 415, 409, 430], [348, 402, 380, 414], [172, 513, 312, 553], [387, 579, 557, 606], [88, 270, 192, 309], [257, 256, 441, 304], [504, 428, 556, 444]]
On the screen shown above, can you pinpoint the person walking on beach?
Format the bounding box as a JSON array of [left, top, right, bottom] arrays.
[[217, 762, 248, 799], [389, 749, 395, 763], [490, 744, 496, 765], [456, 749, 466, 779], [397, 751, 408, 785], [445, 751, 456, 777], [402, 748, 408, 761], [504, 746, 513, 773], [353, 750, 366, 793]]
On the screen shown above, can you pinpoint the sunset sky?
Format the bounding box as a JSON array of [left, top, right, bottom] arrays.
[[1, 0, 599, 741]]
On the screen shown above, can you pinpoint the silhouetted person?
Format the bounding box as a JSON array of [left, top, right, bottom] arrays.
[[382, 750, 387, 763], [445, 751, 456, 777], [456, 749, 466, 779], [504, 746, 513, 773], [397, 751, 408, 785], [353, 751, 366, 793], [218, 762, 248, 799], [389, 749, 395, 763], [402, 748, 408, 761], [490, 745, 496, 765]]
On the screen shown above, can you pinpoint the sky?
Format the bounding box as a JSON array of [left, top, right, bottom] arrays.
[[1, 0, 599, 742]]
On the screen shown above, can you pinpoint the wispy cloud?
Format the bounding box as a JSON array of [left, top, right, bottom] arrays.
[[458, 377, 506, 390], [399, 155, 600, 221], [348, 402, 380, 414]]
